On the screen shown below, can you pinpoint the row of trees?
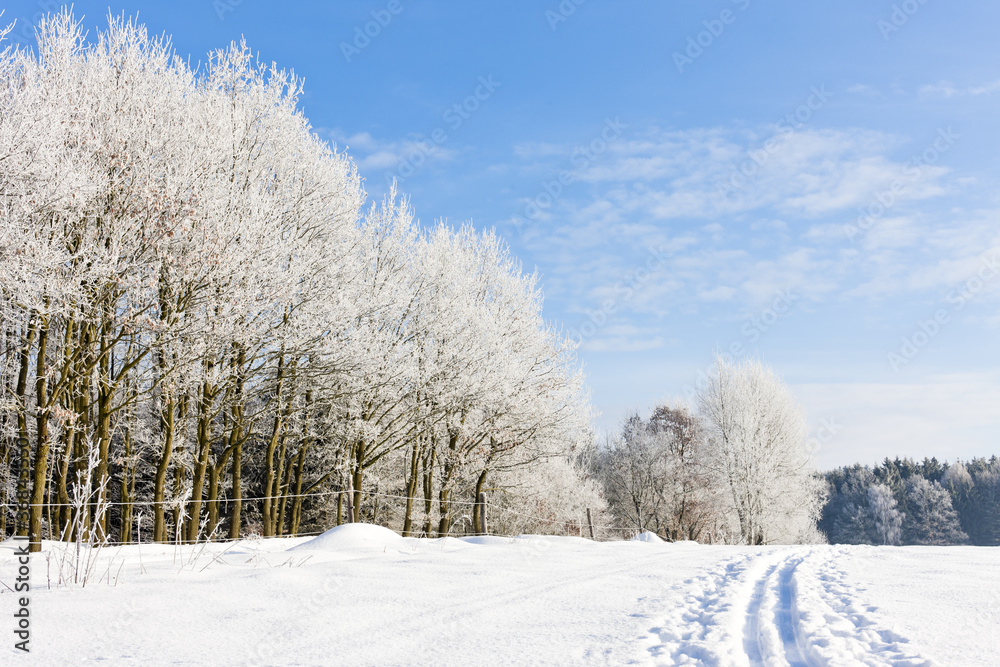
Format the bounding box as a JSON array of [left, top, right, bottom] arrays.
[[4, 13, 991, 552], [821, 457, 1000, 546], [0, 12, 593, 551], [587, 357, 825, 545]]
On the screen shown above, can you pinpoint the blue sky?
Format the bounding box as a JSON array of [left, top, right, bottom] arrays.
[[6, 0, 1000, 468]]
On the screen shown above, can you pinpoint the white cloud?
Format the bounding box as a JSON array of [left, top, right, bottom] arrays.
[[545, 127, 943, 221], [918, 79, 1000, 99], [320, 128, 459, 178], [699, 286, 736, 302], [510, 123, 969, 319]]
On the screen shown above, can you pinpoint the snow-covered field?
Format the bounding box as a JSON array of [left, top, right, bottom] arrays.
[[1, 526, 997, 666]]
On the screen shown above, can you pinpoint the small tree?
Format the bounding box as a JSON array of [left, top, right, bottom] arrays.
[[596, 405, 724, 541], [868, 483, 903, 545]]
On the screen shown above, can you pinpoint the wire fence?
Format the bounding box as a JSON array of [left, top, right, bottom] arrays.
[[0, 487, 639, 544]]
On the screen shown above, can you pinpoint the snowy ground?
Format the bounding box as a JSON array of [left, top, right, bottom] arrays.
[[1, 526, 996, 666]]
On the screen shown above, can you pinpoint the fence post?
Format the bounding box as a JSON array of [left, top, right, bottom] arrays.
[[477, 492, 487, 536], [586, 508, 595, 540], [345, 483, 354, 524]]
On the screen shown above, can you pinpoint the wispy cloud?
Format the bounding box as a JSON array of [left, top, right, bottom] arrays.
[[918, 79, 1000, 99], [508, 124, 968, 319], [321, 129, 460, 176], [330, 120, 994, 374]]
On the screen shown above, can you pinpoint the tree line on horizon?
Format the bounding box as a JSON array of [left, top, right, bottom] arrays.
[[820, 456, 1000, 546]]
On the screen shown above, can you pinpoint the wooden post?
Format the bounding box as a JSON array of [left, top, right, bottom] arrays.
[[477, 492, 487, 536], [586, 508, 595, 540], [345, 482, 354, 524]]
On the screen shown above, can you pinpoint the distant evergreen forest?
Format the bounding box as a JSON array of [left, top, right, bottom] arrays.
[[821, 457, 1000, 546]]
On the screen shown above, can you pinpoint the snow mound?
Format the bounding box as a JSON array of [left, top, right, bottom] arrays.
[[632, 531, 664, 543], [290, 523, 404, 551]]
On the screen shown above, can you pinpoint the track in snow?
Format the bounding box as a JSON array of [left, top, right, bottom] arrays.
[[743, 556, 808, 667], [645, 546, 934, 666], [774, 558, 807, 666]]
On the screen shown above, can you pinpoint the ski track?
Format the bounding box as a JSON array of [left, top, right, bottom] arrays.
[[645, 547, 935, 667]]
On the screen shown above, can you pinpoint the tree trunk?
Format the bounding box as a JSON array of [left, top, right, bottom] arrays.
[[261, 354, 286, 537], [271, 413, 291, 533], [228, 442, 242, 539], [187, 374, 215, 542], [352, 440, 364, 523], [118, 422, 134, 544], [28, 315, 50, 552], [436, 428, 460, 537], [172, 464, 184, 543], [153, 397, 175, 542], [206, 460, 221, 538], [227, 347, 246, 539], [402, 441, 420, 536], [289, 444, 307, 536], [93, 339, 113, 540], [421, 440, 436, 536], [277, 462, 293, 536], [472, 469, 488, 535], [14, 314, 36, 539]]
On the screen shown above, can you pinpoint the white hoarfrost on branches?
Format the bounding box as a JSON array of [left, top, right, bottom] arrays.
[[0, 10, 594, 546], [696, 356, 825, 545]]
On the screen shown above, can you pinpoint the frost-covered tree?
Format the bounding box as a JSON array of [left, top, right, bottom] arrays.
[[868, 483, 902, 546], [821, 465, 877, 544], [945, 458, 1000, 546], [596, 405, 725, 541], [0, 10, 594, 547], [903, 476, 967, 546], [696, 356, 824, 545]]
